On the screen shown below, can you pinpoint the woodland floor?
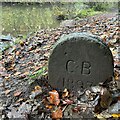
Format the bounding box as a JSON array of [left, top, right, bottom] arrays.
[[0, 12, 120, 119]]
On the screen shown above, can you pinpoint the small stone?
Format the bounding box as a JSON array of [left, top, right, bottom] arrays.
[[48, 33, 114, 91], [91, 86, 101, 93], [18, 102, 32, 113], [29, 89, 42, 99], [60, 20, 76, 28], [108, 101, 120, 114], [80, 94, 88, 102]]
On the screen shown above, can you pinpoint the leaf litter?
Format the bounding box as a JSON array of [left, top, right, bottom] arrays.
[[0, 12, 120, 119]]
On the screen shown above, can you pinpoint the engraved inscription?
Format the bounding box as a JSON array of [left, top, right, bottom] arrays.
[[81, 61, 91, 75], [77, 80, 83, 88], [62, 78, 83, 90], [66, 60, 75, 73], [48, 33, 114, 91], [66, 60, 91, 75]]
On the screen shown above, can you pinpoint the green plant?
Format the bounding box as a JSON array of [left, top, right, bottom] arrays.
[[84, 2, 114, 11], [75, 8, 101, 18], [29, 66, 47, 79]]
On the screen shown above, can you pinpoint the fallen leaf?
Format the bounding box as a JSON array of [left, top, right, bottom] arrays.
[[18, 71, 29, 79], [46, 104, 53, 109], [0, 83, 3, 87], [95, 112, 112, 119], [34, 85, 41, 91], [100, 88, 112, 109], [51, 108, 62, 119], [62, 99, 73, 105], [16, 51, 20, 56], [94, 103, 103, 114], [34, 49, 41, 53], [4, 75, 11, 80], [47, 90, 60, 106], [14, 90, 22, 97], [30, 85, 42, 99], [112, 114, 120, 118], [72, 106, 81, 113], [34, 66, 41, 72], [8, 55, 13, 60], [23, 71, 29, 76], [7, 66, 14, 71], [114, 70, 119, 80], [5, 89, 11, 95], [14, 72, 21, 76], [62, 88, 69, 98], [100, 35, 107, 42], [28, 45, 37, 51], [16, 98, 24, 103], [18, 74, 26, 79]]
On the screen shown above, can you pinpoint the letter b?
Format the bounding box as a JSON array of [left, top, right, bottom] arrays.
[[81, 61, 91, 75]]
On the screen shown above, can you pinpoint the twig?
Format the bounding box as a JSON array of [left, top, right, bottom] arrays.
[[62, 104, 69, 112]]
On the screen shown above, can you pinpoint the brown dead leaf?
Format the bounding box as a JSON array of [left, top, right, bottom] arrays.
[[94, 103, 102, 114], [21, 58, 25, 61], [62, 88, 69, 98], [47, 90, 60, 106], [62, 99, 73, 105], [34, 66, 41, 72], [100, 88, 112, 109], [112, 114, 120, 118], [101, 35, 107, 42], [27, 61, 34, 66], [7, 65, 15, 71], [5, 89, 11, 95], [21, 63, 26, 67], [16, 98, 24, 103], [18, 74, 26, 79], [34, 49, 41, 53], [72, 106, 81, 113], [51, 108, 63, 119], [30, 85, 42, 99], [14, 90, 22, 97], [4, 74, 11, 81], [18, 71, 29, 79], [44, 52, 50, 58], [14, 72, 21, 76], [0, 83, 3, 87], [8, 55, 14, 60], [34, 85, 41, 91], [43, 44, 51, 49], [28, 45, 37, 51], [23, 71, 29, 76], [16, 51, 21, 56], [114, 71, 119, 80], [46, 104, 53, 109]]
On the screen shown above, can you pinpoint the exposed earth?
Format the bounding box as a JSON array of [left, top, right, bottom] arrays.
[[0, 12, 120, 119]]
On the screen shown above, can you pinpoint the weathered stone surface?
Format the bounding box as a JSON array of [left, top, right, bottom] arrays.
[[48, 33, 114, 91], [60, 19, 76, 28]]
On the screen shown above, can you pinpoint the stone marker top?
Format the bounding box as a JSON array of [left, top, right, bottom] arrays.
[[52, 32, 107, 50], [48, 32, 114, 91]]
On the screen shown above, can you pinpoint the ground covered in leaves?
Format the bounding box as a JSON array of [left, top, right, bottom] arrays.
[[0, 12, 120, 119]]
